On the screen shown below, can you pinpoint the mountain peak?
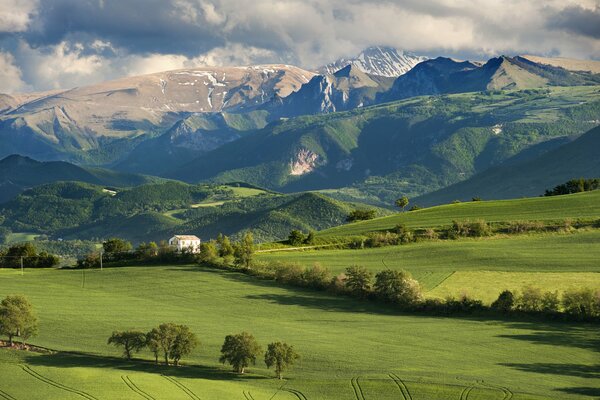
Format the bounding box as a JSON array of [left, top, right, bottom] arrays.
[[319, 46, 427, 77]]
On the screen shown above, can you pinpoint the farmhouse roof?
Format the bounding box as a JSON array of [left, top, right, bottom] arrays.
[[172, 235, 201, 241]]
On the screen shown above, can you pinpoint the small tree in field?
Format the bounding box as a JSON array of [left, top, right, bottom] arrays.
[[491, 290, 515, 313], [264, 342, 300, 379], [199, 241, 219, 264], [344, 266, 373, 298], [395, 196, 409, 211], [219, 332, 262, 374], [146, 328, 161, 364], [170, 325, 198, 366], [217, 234, 235, 258], [103, 238, 132, 254], [374, 269, 422, 306], [108, 330, 147, 360], [0, 295, 38, 348], [287, 230, 306, 246], [234, 232, 255, 269], [156, 323, 179, 365]]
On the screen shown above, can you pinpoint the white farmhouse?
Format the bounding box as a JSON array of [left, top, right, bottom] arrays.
[[168, 235, 201, 253]]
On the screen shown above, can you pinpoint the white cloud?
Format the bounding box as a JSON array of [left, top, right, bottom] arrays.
[[0, 51, 28, 93], [0, 0, 38, 32]]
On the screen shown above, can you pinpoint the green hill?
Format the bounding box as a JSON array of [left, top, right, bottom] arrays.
[[0, 154, 159, 203], [414, 125, 600, 205], [318, 190, 600, 239], [0, 181, 386, 243], [169, 86, 600, 203]]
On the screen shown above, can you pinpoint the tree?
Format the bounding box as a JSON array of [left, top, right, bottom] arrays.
[[219, 332, 262, 374], [0, 295, 38, 348], [491, 290, 515, 313], [395, 196, 409, 211], [516, 286, 543, 312], [344, 266, 373, 298], [156, 323, 179, 365], [217, 234, 235, 258], [234, 232, 255, 269], [103, 238, 132, 254], [288, 230, 306, 246], [146, 328, 161, 364], [304, 231, 315, 245], [199, 241, 219, 264], [107, 330, 147, 360], [169, 325, 198, 366], [137, 242, 158, 259], [347, 209, 376, 222], [374, 269, 422, 305], [264, 342, 300, 379]]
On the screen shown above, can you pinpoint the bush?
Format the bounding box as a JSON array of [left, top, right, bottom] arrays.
[[447, 220, 491, 238], [470, 220, 492, 237], [301, 263, 332, 289], [562, 288, 600, 319], [287, 230, 306, 246], [491, 290, 515, 312], [374, 269, 422, 306], [516, 286, 543, 312], [541, 291, 560, 313], [420, 228, 439, 240], [274, 263, 304, 286], [506, 220, 545, 234], [344, 266, 373, 298], [365, 232, 399, 248], [347, 209, 376, 222]]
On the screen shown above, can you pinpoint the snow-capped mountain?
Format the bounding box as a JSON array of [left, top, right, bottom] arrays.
[[319, 46, 427, 77]]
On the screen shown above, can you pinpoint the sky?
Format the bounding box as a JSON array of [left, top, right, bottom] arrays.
[[0, 0, 599, 93]]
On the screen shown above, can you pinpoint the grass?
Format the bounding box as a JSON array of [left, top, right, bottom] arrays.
[[318, 190, 600, 239], [258, 229, 600, 295], [0, 265, 598, 399], [5, 232, 39, 243]]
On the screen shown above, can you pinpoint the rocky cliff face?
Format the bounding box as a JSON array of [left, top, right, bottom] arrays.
[[320, 46, 427, 77]]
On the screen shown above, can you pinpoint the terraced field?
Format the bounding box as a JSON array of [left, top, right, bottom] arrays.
[[0, 266, 598, 399]]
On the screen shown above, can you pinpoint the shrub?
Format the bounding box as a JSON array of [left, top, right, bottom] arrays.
[[365, 232, 399, 248], [344, 266, 373, 298], [470, 220, 492, 237], [374, 269, 422, 306], [447, 220, 471, 239], [347, 209, 376, 222], [421, 228, 439, 240], [330, 273, 348, 294], [301, 263, 332, 289], [287, 230, 306, 246], [562, 288, 600, 319], [274, 263, 304, 286], [491, 290, 515, 312], [506, 220, 545, 234], [76, 253, 101, 269], [516, 286, 543, 312], [540, 291, 560, 313]]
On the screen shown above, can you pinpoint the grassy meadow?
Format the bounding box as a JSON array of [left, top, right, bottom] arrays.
[[0, 265, 598, 399]]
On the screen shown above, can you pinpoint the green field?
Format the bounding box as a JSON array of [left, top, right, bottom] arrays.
[[0, 266, 598, 399], [259, 229, 600, 299], [319, 190, 600, 239]]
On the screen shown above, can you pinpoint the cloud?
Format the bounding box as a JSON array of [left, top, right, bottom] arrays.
[[0, 51, 28, 93], [547, 5, 600, 39], [0, 0, 38, 33], [0, 0, 599, 92]]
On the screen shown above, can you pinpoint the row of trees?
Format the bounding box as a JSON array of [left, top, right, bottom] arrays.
[[544, 178, 600, 196], [108, 328, 299, 379], [0, 243, 59, 268], [0, 295, 38, 348]]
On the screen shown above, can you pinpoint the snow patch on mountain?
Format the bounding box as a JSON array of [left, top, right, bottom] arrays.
[[320, 46, 427, 77]]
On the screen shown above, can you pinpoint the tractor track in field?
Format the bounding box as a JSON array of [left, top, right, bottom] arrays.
[[427, 271, 456, 291], [282, 387, 308, 400], [121, 375, 155, 400], [0, 389, 16, 400], [459, 385, 475, 400], [20, 365, 98, 400], [242, 390, 255, 400], [162, 375, 201, 400], [480, 382, 514, 400], [350, 377, 366, 400], [389, 373, 413, 400]]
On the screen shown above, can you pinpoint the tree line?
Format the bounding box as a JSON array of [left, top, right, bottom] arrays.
[[0, 243, 59, 268], [544, 178, 600, 196], [108, 328, 299, 379]]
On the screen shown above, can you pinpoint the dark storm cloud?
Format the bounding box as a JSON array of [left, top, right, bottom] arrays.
[[24, 0, 225, 55], [548, 5, 600, 39]]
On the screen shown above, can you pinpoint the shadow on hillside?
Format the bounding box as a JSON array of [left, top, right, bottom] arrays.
[[24, 351, 268, 381], [499, 362, 600, 379], [557, 387, 600, 397]]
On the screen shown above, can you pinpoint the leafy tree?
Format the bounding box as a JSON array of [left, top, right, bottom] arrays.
[[0, 226, 11, 244], [491, 290, 515, 312], [304, 231, 315, 245], [76, 253, 100, 269], [374, 269, 422, 305], [301, 263, 332, 289], [0, 295, 38, 348], [103, 238, 132, 254], [156, 323, 179, 365], [541, 291, 560, 313], [169, 325, 198, 366], [288, 230, 306, 246], [347, 209, 376, 222], [217, 234, 235, 258], [516, 286, 543, 312], [234, 232, 255, 269], [264, 342, 300, 379], [146, 328, 161, 364], [562, 288, 599, 319], [199, 241, 219, 264], [136, 242, 158, 259], [395, 196, 409, 211], [107, 330, 147, 360], [1, 243, 37, 268], [344, 266, 373, 298], [219, 332, 262, 374]]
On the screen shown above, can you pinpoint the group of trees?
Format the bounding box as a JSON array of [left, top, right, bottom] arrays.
[[491, 286, 600, 319], [219, 332, 299, 379], [108, 323, 198, 366], [545, 178, 600, 196], [287, 230, 315, 246], [108, 328, 299, 379], [342, 266, 423, 305], [0, 295, 38, 348], [0, 243, 59, 268]]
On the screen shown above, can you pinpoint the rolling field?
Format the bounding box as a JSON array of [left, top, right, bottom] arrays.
[[259, 230, 600, 298], [319, 190, 600, 239], [0, 266, 598, 399]]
